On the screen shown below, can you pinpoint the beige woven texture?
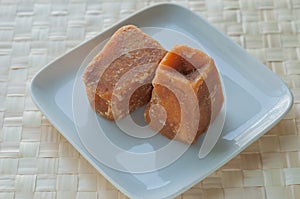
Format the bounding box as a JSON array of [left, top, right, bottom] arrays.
[[0, 0, 299, 198]]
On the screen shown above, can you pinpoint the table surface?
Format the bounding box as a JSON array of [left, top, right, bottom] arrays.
[[0, 0, 299, 199]]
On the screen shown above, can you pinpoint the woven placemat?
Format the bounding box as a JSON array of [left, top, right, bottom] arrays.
[[0, 0, 299, 198]]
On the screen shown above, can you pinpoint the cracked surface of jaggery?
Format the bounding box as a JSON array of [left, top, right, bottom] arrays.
[[82, 25, 167, 120], [144, 45, 224, 144]]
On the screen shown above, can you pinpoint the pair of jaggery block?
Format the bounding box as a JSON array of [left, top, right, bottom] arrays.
[[82, 25, 224, 144]]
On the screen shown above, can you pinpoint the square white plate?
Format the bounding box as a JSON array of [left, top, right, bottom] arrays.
[[30, 3, 293, 199]]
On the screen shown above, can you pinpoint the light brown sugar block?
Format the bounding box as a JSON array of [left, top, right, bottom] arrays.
[[82, 25, 167, 120], [144, 45, 224, 144]]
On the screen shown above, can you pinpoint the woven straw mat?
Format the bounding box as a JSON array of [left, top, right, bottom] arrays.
[[0, 0, 299, 199]]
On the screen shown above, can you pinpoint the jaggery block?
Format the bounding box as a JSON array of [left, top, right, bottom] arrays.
[[82, 25, 167, 120], [144, 45, 224, 144]]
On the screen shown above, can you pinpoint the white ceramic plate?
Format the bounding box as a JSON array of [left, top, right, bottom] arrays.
[[30, 3, 293, 199]]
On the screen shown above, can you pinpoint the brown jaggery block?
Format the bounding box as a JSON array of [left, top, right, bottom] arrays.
[[82, 25, 167, 120], [144, 45, 224, 144]]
